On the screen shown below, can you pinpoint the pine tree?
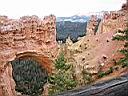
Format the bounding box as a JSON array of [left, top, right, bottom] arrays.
[[48, 53, 76, 95]]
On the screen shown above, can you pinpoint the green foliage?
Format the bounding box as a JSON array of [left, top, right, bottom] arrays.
[[117, 58, 128, 67], [113, 28, 128, 68], [82, 71, 93, 83], [48, 53, 76, 95], [124, 42, 128, 47], [54, 53, 67, 70], [11, 58, 48, 96], [112, 35, 125, 41], [120, 49, 128, 55], [98, 72, 107, 78], [106, 67, 113, 74], [98, 67, 113, 78], [112, 29, 128, 41]]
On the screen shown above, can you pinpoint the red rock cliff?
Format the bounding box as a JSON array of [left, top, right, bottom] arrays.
[[64, 1, 128, 85], [0, 15, 58, 96]]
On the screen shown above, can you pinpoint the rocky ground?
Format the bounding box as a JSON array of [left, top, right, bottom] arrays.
[[59, 1, 128, 88]]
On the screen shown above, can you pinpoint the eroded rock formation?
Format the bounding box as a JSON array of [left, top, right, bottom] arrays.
[[0, 1, 128, 96], [0, 15, 58, 96], [86, 15, 98, 36], [64, 2, 128, 85], [96, 11, 127, 34]]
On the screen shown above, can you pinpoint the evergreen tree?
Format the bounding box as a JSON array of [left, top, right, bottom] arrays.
[[48, 53, 76, 95]]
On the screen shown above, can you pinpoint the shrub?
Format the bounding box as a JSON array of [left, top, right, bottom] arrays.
[[98, 72, 107, 78], [106, 67, 113, 75], [54, 53, 67, 70], [82, 71, 92, 84]]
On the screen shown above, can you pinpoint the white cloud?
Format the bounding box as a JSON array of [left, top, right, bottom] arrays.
[[0, 0, 126, 18]]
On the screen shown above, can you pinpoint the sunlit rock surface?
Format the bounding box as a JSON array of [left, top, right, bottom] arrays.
[[0, 15, 58, 96], [63, 2, 128, 84], [0, 1, 128, 96]]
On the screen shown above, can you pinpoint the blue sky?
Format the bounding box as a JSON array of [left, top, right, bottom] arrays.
[[0, 0, 126, 18]]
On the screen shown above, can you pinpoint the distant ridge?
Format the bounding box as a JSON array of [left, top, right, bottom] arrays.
[[57, 11, 104, 22]]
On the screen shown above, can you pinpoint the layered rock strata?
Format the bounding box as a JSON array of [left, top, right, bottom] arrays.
[[0, 15, 58, 96]]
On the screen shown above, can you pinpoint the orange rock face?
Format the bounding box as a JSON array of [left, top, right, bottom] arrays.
[[84, 8, 127, 74], [0, 15, 57, 53], [64, 2, 127, 80], [96, 11, 127, 34], [86, 2, 128, 36], [0, 15, 58, 96], [86, 15, 98, 36]]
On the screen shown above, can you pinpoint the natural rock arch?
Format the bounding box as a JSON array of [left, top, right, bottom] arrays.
[[14, 52, 53, 74], [10, 52, 53, 96], [0, 15, 58, 96], [0, 51, 54, 96]]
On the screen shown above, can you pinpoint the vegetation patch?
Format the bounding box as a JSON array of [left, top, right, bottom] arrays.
[[98, 67, 113, 78], [11, 58, 48, 96], [113, 28, 128, 68], [48, 53, 77, 95], [82, 70, 93, 84]]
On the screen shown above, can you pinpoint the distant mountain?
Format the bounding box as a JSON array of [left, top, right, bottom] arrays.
[[56, 15, 90, 22], [56, 21, 87, 42], [56, 11, 103, 42], [56, 11, 104, 22], [76, 11, 105, 18]]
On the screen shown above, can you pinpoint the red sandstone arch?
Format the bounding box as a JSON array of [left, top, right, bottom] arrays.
[[14, 52, 53, 74], [0, 15, 57, 96], [10, 51, 53, 95], [0, 51, 54, 96]]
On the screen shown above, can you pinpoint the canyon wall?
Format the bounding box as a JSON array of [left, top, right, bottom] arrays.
[[0, 1, 128, 96], [86, 11, 127, 36], [0, 15, 58, 96], [65, 2, 128, 85], [96, 11, 127, 34]]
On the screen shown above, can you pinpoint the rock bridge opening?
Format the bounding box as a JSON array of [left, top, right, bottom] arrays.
[[10, 52, 52, 96]]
